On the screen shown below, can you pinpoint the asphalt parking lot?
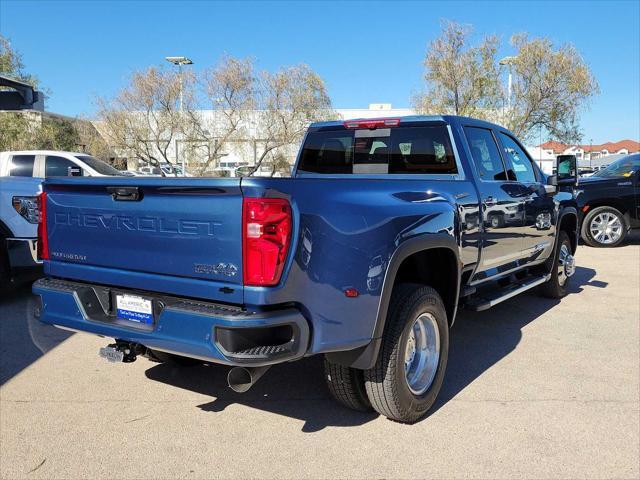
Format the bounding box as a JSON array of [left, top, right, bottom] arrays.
[[1, 236, 639, 480]]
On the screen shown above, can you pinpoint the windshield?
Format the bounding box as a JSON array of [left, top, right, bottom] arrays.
[[593, 154, 640, 178], [161, 165, 183, 175], [75, 155, 123, 176]]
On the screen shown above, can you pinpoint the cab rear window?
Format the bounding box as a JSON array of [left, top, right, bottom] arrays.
[[297, 125, 457, 175]]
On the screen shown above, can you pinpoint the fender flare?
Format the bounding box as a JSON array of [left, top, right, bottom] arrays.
[[0, 219, 14, 238], [326, 233, 461, 370], [557, 206, 579, 253]]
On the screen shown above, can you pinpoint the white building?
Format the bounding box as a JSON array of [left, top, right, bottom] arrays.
[[536, 140, 640, 169]]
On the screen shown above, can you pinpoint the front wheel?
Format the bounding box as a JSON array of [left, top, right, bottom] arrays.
[[539, 230, 575, 299], [364, 284, 449, 423], [581, 206, 627, 247]]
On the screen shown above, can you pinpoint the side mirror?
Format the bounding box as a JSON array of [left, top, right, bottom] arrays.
[[68, 166, 82, 177], [556, 154, 578, 186], [544, 174, 558, 194]]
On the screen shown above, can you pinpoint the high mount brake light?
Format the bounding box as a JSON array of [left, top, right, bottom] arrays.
[[37, 192, 49, 261], [242, 198, 292, 287], [343, 118, 401, 129]]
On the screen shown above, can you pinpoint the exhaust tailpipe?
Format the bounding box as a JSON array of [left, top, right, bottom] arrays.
[[227, 366, 270, 393]]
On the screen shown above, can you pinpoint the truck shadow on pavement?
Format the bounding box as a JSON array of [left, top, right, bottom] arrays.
[[0, 285, 73, 385], [145, 265, 605, 432]]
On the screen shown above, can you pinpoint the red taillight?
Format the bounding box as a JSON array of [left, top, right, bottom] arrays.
[[343, 117, 400, 129], [37, 192, 49, 261], [242, 198, 292, 286]]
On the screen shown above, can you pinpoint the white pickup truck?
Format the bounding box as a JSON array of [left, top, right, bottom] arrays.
[[0, 150, 122, 177], [0, 150, 122, 287]]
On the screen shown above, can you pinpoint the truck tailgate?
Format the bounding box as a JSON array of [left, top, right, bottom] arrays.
[[43, 177, 244, 303]]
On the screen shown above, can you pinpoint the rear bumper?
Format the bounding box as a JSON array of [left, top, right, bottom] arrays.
[[32, 278, 310, 367]]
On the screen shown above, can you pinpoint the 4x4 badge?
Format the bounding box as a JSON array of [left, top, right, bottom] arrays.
[[194, 263, 238, 277]]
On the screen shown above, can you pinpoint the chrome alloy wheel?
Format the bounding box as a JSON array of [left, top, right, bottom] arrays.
[[558, 243, 575, 287], [404, 313, 440, 395], [590, 212, 623, 245]]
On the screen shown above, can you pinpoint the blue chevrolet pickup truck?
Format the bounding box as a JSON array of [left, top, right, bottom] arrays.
[[33, 116, 579, 423]]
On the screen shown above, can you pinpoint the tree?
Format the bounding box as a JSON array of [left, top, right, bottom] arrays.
[[183, 56, 255, 176], [414, 21, 501, 118], [96, 66, 189, 175], [0, 112, 81, 152], [250, 64, 334, 175], [505, 34, 599, 143], [0, 34, 39, 87], [415, 21, 599, 143], [97, 58, 334, 177], [0, 112, 36, 150]]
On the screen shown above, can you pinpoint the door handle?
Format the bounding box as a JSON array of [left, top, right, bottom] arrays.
[[483, 196, 497, 207]]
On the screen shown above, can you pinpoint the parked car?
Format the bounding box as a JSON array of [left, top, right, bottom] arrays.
[[32, 115, 579, 423], [0, 176, 42, 288], [0, 150, 123, 178], [138, 163, 187, 177], [576, 153, 639, 247]]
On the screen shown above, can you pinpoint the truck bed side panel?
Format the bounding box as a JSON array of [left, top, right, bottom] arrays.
[[241, 177, 480, 354]]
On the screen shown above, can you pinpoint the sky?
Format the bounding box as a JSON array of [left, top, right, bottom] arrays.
[[1, 0, 639, 144]]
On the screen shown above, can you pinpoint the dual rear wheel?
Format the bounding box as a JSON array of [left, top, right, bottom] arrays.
[[324, 284, 448, 423]]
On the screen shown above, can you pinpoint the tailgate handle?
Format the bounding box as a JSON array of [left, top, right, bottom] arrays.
[[107, 186, 142, 201]]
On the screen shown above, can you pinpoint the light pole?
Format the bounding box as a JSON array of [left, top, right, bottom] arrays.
[[165, 56, 193, 176], [499, 56, 517, 110]]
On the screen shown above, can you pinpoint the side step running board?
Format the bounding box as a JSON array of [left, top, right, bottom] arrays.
[[464, 274, 551, 312]]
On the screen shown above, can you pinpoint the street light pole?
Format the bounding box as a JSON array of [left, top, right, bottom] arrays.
[[165, 56, 193, 176], [499, 56, 517, 111]]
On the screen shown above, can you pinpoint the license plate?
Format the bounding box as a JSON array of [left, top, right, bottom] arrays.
[[99, 346, 124, 363], [115, 294, 153, 324]]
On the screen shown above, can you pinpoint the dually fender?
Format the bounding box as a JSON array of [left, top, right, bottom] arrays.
[[556, 206, 579, 254], [537, 205, 578, 275], [325, 232, 461, 370]]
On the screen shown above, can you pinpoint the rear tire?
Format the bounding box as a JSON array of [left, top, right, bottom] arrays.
[[324, 358, 372, 412], [364, 284, 449, 423], [581, 206, 627, 247]]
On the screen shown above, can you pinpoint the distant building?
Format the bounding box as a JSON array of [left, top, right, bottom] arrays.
[[536, 139, 640, 166]]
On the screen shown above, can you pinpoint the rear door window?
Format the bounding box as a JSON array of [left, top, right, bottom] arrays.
[[8, 155, 35, 177], [463, 127, 509, 181], [45, 155, 83, 177], [297, 125, 457, 175]]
